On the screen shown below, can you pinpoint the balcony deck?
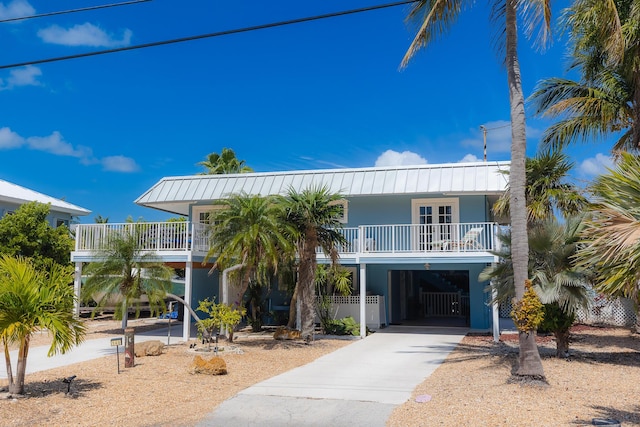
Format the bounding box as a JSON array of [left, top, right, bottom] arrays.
[[72, 222, 498, 263]]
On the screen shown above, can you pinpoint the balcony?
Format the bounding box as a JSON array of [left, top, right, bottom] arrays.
[[74, 222, 210, 255], [73, 222, 497, 259]]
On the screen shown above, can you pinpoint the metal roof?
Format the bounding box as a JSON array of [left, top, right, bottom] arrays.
[[135, 161, 511, 215], [0, 179, 91, 216]]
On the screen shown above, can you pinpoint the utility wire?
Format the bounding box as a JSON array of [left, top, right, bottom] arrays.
[[0, 0, 152, 24], [0, 0, 418, 70]]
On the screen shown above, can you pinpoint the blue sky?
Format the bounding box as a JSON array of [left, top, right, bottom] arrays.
[[0, 0, 615, 223]]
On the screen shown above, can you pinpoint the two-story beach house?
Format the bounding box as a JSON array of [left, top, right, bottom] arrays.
[[72, 161, 509, 339], [0, 178, 91, 227]]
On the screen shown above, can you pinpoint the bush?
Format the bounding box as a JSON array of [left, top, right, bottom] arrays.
[[324, 316, 360, 336]]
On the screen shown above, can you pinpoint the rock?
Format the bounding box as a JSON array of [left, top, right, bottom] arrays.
[[134, 340, 165, 357], [189, 355, 227, 375], [273, 327, 301, 340]]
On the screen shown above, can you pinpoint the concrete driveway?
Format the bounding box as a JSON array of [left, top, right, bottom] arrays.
[[197, 326, 467, 427]]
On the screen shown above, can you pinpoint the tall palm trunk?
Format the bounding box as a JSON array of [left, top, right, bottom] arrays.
[[506, 0, 544, 378], [121, 298, 129, 330]]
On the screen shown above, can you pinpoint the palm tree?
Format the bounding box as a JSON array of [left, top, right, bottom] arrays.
[[279, 186, 346, 341], [0, 256, 86, 394], [82, 227, 174, 329], [401, 0, 551, 378], [576, 153, 640, 308], [481, 218, 591, 358], [493, 150, 588, 223], [205, 193, 293, 329], [197, 148, 253, 175], [529, 0, 640, 153]]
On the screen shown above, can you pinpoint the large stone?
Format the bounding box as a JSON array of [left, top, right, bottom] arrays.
[[134, 340, 165, 357], [189, 355, 227, 375], [273, 326, 301, 340]]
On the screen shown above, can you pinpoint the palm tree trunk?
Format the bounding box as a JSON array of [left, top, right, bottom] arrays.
[[287, 283, 299, 329], [9, 337, 29, 395], [506, 0, 544, 379], [121, 298, 128, 330], [554, 329, 570, 358], [299, 240, 317, 341], [3, 337, 15, 393]]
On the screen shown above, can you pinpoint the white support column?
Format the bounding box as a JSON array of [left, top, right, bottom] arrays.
[[359, 263, 367, 338], [73, 262, 83, 318], [183, 262, 193, 342], [492, 282, 500, 342]]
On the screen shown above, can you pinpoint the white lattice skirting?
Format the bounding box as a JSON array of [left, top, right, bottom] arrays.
[[499, 297, 637, 327]]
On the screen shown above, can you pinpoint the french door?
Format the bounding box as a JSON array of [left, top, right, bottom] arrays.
[[411, 199, 459, 251]]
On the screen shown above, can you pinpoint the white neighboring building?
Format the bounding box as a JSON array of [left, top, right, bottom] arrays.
[[0, 179, 91, 227]]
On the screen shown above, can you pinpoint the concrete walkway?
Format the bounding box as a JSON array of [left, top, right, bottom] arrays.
[[197, 326, 467, 427], [0, 322, 187, 378]]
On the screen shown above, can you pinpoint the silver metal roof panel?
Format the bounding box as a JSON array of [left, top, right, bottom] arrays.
[[135, 161, 510, 215]]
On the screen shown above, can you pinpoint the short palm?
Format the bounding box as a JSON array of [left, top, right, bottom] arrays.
[[493, 150, 587, 223], [206, 193, 292, 310], [0, 256, 86, 394], [279, 186, 346, 340], [577, 152, 640, 304], [82, 227, 173, 328]]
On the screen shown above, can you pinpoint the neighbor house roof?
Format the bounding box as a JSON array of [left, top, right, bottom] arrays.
[[136, 161, 510, 216], [0, 179, 91, 217]]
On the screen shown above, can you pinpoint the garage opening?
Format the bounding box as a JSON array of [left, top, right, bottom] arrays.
[[388, 269, 469, 327]]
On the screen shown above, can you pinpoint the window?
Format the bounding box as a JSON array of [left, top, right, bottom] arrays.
[[330, 199, 349, 224], [192, 205, 224, 225], [56, 219, 70, 228]]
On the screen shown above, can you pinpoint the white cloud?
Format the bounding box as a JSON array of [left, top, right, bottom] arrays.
[[0, 0, 34, 20], [0, 126, 24, 148], [375, 150, 427, 167], [459, 154, 481, 163], [102, 156, 140, 173], [0, 66, 43, 91], [38, 23, 132, 47], [580, 153, 614, 177], [0, 126, 138, 173], [26, 131, 91, 157], [461, 120, 544, 154]]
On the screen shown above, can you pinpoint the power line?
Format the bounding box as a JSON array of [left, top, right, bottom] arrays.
[[0, 0, 418, 70], [0, 0, 152, 24]]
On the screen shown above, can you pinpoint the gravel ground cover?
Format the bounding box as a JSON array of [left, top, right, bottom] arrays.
[[2, 319, 639, 427]]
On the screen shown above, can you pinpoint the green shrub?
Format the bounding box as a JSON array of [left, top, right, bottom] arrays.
[[324, 316, 360, 336]]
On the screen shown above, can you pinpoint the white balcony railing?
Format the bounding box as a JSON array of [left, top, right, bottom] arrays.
[[331, 222, 496, 254], [75, 222, 496, 256], [74, 222, 209, 253]]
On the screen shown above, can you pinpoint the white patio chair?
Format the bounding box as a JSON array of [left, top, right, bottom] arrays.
[[443, 227, 485, 251]]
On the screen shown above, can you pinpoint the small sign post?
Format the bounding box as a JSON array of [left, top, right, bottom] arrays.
[[111, 337, 123, 374]]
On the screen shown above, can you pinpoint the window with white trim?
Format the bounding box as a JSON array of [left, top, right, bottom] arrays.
[[331, 199, 349, 224]]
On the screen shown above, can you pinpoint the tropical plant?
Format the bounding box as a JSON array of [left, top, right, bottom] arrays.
[[196, 297, 245, 344], [0, 256, 86, 394], [206, 193, 293, 322], [481, 217, 591, 357], [530, 0, 640, 153], [315, 264, 353, 334], [279, 186, 346, 341], [577, 153, 640, 309], [197, 147, 253, 175], [401, 0, 552, 379], [81, 227, 174, 329], [493, 150, 588, 223], [0, 201, 74, 269]]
